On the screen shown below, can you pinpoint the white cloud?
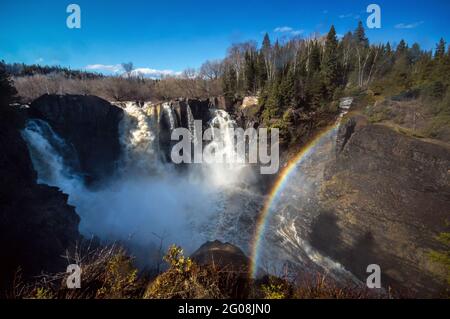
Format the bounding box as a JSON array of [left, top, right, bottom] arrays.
[[131, 68, 181, 77], [395, 21, 424, 29], [84, 64, 181, 78], [274, 26, 293, 33], [274, 26, 304, 37], [85, 64, 123, 73]]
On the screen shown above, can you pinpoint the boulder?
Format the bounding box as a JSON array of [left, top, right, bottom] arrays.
[[191, 240, 250, 272]]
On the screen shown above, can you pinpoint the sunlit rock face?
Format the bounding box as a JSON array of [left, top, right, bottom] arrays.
[[319, 116, 450, 297]]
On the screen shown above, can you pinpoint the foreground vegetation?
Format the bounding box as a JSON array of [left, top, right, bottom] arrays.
[[9, 244, 390, 300]]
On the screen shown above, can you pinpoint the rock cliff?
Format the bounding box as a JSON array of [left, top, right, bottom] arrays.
[[315, 117, 450, 296], [0, 106, 80, 294]]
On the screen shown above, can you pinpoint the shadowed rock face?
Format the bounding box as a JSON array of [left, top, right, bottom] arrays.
[[317, 117, 450, 297], [0, 106, 80, 293], [29, 94, 123, 183]]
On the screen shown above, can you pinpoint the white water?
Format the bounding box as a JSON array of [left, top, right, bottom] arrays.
[[119, 102, 159, 174], [162, 102, 176, 132], [202, 109, 251, 187], [21, 119, 83, 194], [186, 103, 198, 144]]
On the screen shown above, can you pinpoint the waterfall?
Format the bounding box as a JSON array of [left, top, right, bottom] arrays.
[[20, 112, 223, 266], [202, 109, 248, 187], [186, 103, 198, 144], [21, 119, 82, 195], [162, 102, 176, 132], [205, 109, 244, 164], [119, 102, 159, 174], [338, 97, 353, 118]]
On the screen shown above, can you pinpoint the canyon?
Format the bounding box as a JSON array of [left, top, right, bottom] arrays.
[[0, 93, 448, 297]]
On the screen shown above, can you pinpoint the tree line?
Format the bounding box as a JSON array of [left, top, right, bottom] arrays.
[[219, 21, 450, 126]]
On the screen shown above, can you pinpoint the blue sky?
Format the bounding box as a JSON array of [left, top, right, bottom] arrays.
[[1, 0, 449, 75]]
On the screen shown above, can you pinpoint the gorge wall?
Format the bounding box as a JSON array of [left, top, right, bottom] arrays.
[[0, 106, 80, 293], [315, 116, 450, 296]]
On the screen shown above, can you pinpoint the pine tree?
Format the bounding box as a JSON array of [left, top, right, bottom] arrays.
[[396, 40, 408, 56], [435, 38, 446, 59], [409, 43, 422, 64], [355, 21, 369, 47], [257, 51, 268, 89], [244, 51, 257, 93], [322, 25, 339, 98], [386, 42, 392, 55], [222, 65, 237, 99], [308, 42, 321, 75], [261, 33, 272, 81]]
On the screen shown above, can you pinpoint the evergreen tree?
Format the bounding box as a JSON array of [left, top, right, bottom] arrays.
[[257, 51, 268, 89], [261, 33, 272, 82], [354, 21, 369, 47], [244, 51, 257, 93], [396, 40, 408, 56], [322, 25, 339, 97], [435, 38, 446, 59], [409, 43, 422, 64], [308, 42, 321, 75], [222, 65, 237, 99], [386, 42, 392, 55]]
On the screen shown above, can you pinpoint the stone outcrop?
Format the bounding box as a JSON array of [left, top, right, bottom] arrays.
[[0, 106, 80, 294], [191, 240, 250, 272], [315, 116, 450, 296], [190, 240, 251, 298], [29, 94, 123, 183]]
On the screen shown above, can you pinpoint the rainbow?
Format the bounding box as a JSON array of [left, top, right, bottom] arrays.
[[249, 122, 341, 278]]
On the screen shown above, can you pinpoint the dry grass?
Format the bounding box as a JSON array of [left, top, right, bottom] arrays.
[[8, 244, 401, 299], [12, 243, 145, 299]]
